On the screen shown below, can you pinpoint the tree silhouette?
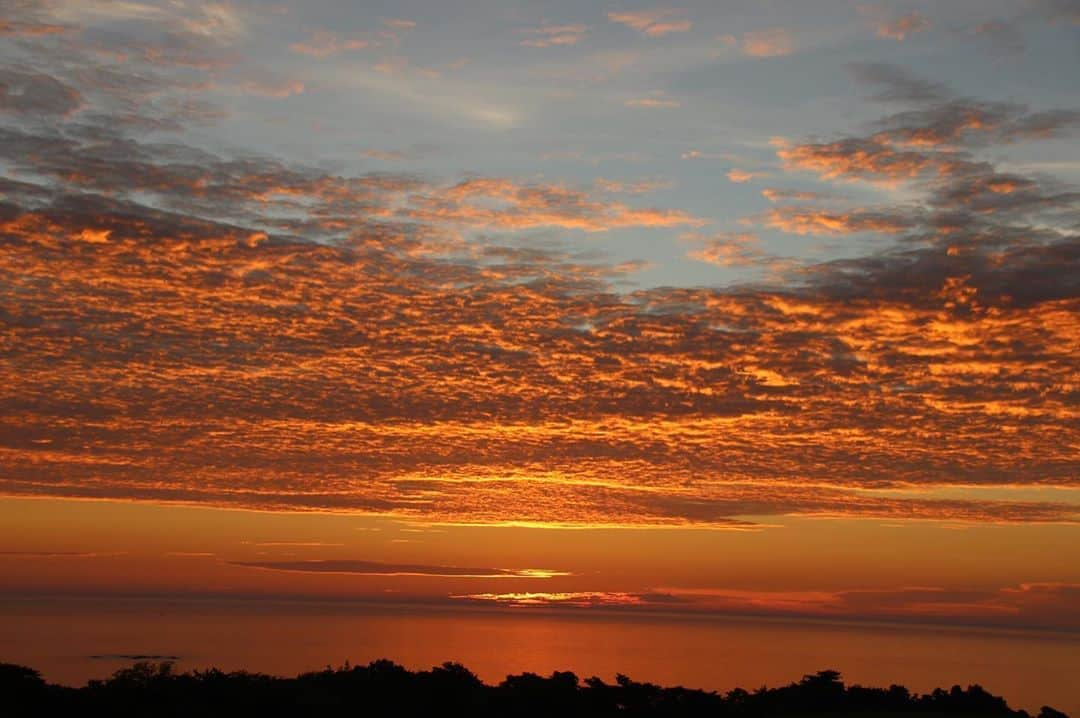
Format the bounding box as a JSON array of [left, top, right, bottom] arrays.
[[0, 659, 1070, 718]]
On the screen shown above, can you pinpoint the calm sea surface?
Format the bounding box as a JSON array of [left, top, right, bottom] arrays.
[[1, 598, 1077, 716]]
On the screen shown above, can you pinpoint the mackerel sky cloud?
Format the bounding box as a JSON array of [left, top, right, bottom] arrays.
[[1, 0, 1077, 529]]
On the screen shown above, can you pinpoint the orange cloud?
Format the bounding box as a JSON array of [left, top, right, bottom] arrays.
[[2, 188, 1075, 527], [289, 30, 368, 58], [520, 23, 588, 48], [240, 79, 306, 98], [727, 169, 766, 183], [447, 582, 1080, 630], [625, 97, 680, 109], [607, 9, 692, 37], [762, 207, 915, 235], [875, 12, 932, 41], [0, 65, 1077, 533], [451, 591, 673, 607], [684, 232, 781, 269], [740, 27, 794, 57], [777, 137, 937, 181], [404, 177, 702, 231], [761, 188, 833, 202], [593, 178, 671, 194], [0, 20, 68, 36]]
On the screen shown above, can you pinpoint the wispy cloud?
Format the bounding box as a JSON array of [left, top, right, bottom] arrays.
[[451, 591, 681, 607], [449, 582, 1080, 629], [724, 27, 795, 58], [761, 188, 836, 203], [726, 169, 767, 183], [239, 78, 305, 98], [362, 143, 439, 162], [593, 178, 671, 194], [381, 18, 417, 31], [1035, 0, 1080, 25], [966, 19, 1026, 56], [869, 10, 932, 41], [625, 96, 680, 109], [289, 30, 368, 58], [230, 560, 569, 578], [761, 206, 916, 235], [520, 23, 588, 48], [683, 231, 788, 271], [403, 176, 702, 231], [51, 1, 248, 41], [847, 63, 950, 104], [0, 19, 69, 37], [0, 551, 125, 558], [607, 9, 692, 37]]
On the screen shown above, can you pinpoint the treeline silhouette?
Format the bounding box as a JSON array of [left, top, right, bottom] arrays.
[[1, 660, 1070, 718]]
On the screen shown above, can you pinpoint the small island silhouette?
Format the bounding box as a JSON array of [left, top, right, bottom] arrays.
[[1, 660, 1070, 718]]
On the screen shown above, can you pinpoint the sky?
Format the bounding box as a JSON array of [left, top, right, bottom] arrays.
[[0, 0, 1078, 635]]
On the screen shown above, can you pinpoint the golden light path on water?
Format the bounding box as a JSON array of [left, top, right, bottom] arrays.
[[2, 596, 1078, 716]]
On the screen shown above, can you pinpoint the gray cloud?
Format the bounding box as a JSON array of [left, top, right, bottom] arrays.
[[848, 62, 951, 104], [228, 560, 567, 578], [0, 68, 81, 115]]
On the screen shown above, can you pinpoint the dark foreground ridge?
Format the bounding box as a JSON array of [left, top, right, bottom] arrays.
[[1, 661, 1071, 718]]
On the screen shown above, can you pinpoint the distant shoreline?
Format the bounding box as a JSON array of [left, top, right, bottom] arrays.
[[3, 592, 1079, 637]]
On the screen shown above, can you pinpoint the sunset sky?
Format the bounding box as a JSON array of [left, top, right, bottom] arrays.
[[1, 0, 1078, 640]]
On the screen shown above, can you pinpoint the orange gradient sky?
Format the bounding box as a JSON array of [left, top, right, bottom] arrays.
[[1, 0, 1078, 643]]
